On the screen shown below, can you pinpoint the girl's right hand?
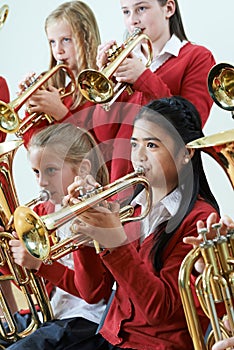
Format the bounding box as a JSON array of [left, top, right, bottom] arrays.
[[17, 72, 37, 96], [96, 40, 117, 69]]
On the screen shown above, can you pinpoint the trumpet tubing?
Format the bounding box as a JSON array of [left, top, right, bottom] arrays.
[[0, 64, 76, 135], [0, 4, 9, 29], [13, 167, 152, 262], [179, 224, 234, 350], [0, 140, 54, 344], [77, 28, 153, 106]]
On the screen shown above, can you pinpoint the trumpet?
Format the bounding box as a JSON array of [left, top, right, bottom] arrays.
[[0, 63, 77, 135], [207, 62, 234, 112], [0, 4, 8, 29], [13, 167, 152, 263], [77, 28, 153, 110]]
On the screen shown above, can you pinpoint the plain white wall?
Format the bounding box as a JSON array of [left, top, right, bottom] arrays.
[[1, 0, 233, 217]]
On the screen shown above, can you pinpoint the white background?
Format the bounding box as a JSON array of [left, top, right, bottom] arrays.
[[1, 0, 233, 217]]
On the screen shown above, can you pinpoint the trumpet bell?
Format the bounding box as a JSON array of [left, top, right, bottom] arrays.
[[78, 69, 114, 104], [0, 101, 20, 133], [208, 63, 234, 111], [187, 129, 234, 189]]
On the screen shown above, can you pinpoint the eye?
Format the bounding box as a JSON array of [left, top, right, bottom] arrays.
[[46, 167, 58, 176], [122, 9, 130, 16], [33, 169, 39, 178], [137, 6, 146, 13], [130, 140, 138, 148], [63, 37, 71, 43], [49, 39, 55, 47], [147, 141, 158, 149]]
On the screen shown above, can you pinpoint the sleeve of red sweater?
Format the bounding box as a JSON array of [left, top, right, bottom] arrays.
[[133, 43, 216, 127]]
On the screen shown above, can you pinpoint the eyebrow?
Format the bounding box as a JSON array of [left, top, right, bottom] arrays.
[[131, 136, 162, 142], [121, 1, 148, 9]]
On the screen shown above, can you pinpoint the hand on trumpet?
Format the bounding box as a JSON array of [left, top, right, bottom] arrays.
[[17, 74, 69, 121], [96, 40, 147, 85], [64, 175, 128, 250]]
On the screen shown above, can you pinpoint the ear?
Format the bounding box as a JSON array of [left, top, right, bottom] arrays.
[[78, 159, 91, 178], [165, 0, 176, 19], [183, 147, 195, 164]]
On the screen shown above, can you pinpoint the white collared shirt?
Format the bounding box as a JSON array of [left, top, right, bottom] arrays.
[[131, 188, 182, 242], [133, 34, 187, 72]]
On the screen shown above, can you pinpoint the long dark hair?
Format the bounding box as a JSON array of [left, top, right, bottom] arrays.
[[158, 0, 188, 41], [134, 96, 219, 271]]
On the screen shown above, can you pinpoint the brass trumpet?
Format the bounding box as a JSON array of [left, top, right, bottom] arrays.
[[0, 4, 8, 29], [77, 28, 153, 110], [0, 63, 76, 135], [13, 167, 152, 263], [207, 62, 234, 112]]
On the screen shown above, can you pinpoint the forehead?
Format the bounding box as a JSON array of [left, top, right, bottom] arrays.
[[46, 19, 72, 37], [29, 147, 62, 166]]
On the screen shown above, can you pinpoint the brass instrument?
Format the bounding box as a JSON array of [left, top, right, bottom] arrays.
[[13, 167, 152, 263], [77, 28, 153, 110], [0, 5, 8, 29], [179, 130, 234, 349], [0, 64, 77, 135], [0, 140, 53, 344], [186, 129, 234, 189], [207, 63, 234, 112]]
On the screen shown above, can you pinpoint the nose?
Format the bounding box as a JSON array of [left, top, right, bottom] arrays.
[[54, 41, 65, 56], [37, 173, 49, 188], [135, 145, 147, 161], [129, 11, 141, 27]]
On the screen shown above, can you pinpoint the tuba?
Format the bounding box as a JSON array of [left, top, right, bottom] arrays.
[[207, 63, 234, 112], [77, 27, 153, 111], [0, 140, 53, 345], [13, 167, 152, 263], [0, 63, 77, 136], [0, 5, 8, 29], [179, 130, 234, 349]]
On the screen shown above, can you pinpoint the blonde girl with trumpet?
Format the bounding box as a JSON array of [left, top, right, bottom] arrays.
[[1, 123, 109, 350], [18, 1, 101, 148]]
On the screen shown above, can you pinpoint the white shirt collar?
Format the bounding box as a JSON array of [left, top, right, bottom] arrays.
[[134, 34, 187, 72]]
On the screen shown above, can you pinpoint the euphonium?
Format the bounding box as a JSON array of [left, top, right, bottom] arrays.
[[0, 63, 76, 135], [0, 4, 8, 29], [0, 140, 53, 344], [178, 130, 234, 350], [77, 28, 153, 110], [13, 167, 152, 263], [207, 62, 234, 112]]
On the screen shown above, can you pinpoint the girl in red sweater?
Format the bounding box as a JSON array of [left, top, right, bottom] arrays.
[[18, 1, 101, 148], [61, 96, 220, 349], [4, 123, 109, 349], [91, 0, 216, 183]]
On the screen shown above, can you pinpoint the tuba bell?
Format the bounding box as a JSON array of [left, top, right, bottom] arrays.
[[0, 63, 77, 135], [179, 130, 234, 349], [207, 63, 234, 112], [0, 140, 54, 345], [13, 167, 152, 263], [77, 28, 153, 110]]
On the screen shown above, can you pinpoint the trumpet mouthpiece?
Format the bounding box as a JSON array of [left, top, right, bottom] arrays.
[[39, 189, 51, 202]]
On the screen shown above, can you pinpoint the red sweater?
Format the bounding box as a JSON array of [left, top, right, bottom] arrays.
[[92, 42, 216, 182], [0, 76, 10, 142], [37, 198, 218, 350]]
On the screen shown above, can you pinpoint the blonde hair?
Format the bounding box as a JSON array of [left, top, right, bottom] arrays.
[[45, 1, 101, 108], [28, 123, 109, 186]]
